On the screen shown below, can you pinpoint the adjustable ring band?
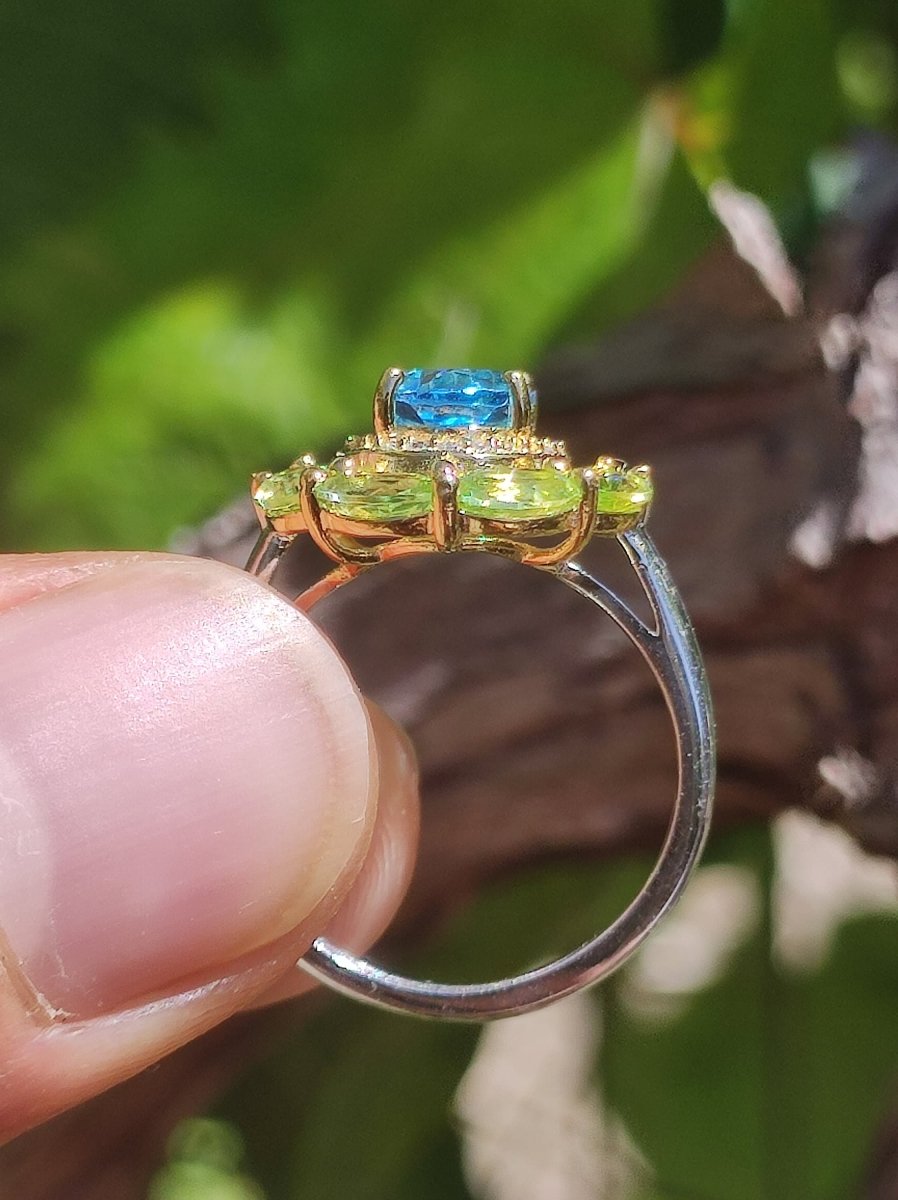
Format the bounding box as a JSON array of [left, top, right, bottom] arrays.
[[245, 368, 715, 1021]]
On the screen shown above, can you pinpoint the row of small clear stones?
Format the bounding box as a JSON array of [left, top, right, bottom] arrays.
[[345, 430, 567, 456]]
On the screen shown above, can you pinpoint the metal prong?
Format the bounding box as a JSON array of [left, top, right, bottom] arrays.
[[505, 370, 536, 432], [629, 463, 653, 523], [374, 367, 405, 438], [572, 467, 599, 552], [245, 528, 292, 583], [594, 455, 626, 475], [431, 460, 460, 551], [300, 467, 382, 566], [524, 468, 598, 568], [249, 472, 273, 530], [300, 467, 343, 564]]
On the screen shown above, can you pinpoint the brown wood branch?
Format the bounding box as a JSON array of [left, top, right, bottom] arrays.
[[6, 198, 898, 1197]]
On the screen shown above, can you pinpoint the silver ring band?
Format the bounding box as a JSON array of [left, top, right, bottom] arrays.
[[245, 526, 715, 1021]]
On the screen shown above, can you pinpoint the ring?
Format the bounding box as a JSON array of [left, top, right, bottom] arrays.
[[245, 367, 715, 1021]]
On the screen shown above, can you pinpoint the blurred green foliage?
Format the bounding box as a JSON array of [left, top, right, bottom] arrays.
[[604, 833, 898, 1200], [4, 0, 896, 550], [4, 2, 898, 1197], [149, 1116, 264, 1199], [204, 830, 898, 1200]]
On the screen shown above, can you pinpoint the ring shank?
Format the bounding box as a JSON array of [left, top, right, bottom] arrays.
[[251, 529, 714, 1021]]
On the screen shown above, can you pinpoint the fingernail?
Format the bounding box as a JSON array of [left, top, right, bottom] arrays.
[[0, 558, 373, 1017]]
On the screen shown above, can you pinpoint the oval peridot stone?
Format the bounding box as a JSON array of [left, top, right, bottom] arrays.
[[596, 468, 653, 514], [314, 467, 432, 522], [253, 468, 303, 518], [457, 465, 582, 521]]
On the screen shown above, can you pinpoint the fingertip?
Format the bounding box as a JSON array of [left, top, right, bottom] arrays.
[[0, 551, 385, 1136], [0, 554, 376, 1018]]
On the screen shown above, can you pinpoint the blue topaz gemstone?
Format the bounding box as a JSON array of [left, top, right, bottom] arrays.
[[392, 368, 514, 430]]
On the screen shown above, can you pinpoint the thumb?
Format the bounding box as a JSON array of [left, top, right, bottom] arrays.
[[0, 553, 409, 1139]]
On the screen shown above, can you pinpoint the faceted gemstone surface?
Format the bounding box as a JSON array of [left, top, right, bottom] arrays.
[[596, 468, 653, 514], [393, 368, 514, 430], [314, 467, 432, 522], [457, 465, 582, 521], [253, 468, 303, 518]]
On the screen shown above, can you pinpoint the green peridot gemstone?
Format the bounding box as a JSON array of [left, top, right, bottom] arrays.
[[253, 468, 303, 518], [457, 465, 582, 521], [314, 468, 432, 522], [596, 468, 653, 514]]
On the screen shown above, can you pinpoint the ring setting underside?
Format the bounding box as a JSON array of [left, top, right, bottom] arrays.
[[244, 367, 714, 1021]]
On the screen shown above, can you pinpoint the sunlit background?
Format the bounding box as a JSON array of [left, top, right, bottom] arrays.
[[6, 0, 896, 553], [4, 2, 898, 1198]]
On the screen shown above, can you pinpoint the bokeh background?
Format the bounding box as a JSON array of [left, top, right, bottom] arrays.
[[3, 1, 898, 1198], [1, 0, 871, 552]]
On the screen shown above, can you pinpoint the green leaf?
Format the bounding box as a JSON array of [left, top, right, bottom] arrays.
[[774, 914, 898, 1199], [604, 929, 768, 1199], [656, 0, 728, 76], [724, 0, 843, 209], [7, 107, 686, 549], [388, 1128, 471, 1200], [602, 830, 898, 1200], [0, 0, 729, 550], [547, 142, 718, 354], [0, 0, 277, 250], [216, 826, 898, 1200], [217, 1001, 478, 1200], [219, 855, 650, 1200], [279, 1014, 476, 1200]]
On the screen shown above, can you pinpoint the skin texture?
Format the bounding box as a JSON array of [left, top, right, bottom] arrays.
[[0, 553, 419, 1142]]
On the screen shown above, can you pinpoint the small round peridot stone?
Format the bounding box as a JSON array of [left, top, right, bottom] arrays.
[[596, 468, 653, 514], [253, 468, 303, 518]]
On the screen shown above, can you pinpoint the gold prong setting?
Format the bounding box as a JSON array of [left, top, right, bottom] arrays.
[[373, 367, 404, 438], [251, 368, 653, 562], [504, 369, 536, 430], [431, 460, 460, 552]]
